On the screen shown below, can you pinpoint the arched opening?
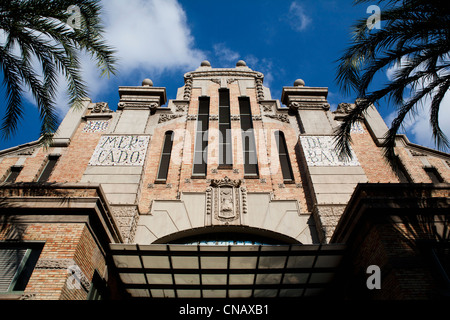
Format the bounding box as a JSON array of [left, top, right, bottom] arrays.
[[152, 225, 302, 245]]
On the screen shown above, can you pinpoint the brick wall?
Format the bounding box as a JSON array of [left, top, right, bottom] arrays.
[[138, 83, 309, 214], [351, 122, 399, 183], [1, 223, 106, 300], [50, 120, 104, 183]]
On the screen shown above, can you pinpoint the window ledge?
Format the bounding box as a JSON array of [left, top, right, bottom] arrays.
[[218, 165, 233, 170], [0, 292, 23, 300], [191, 175, 207, 179]]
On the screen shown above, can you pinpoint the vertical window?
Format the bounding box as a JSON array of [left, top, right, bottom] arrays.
[[219, 89, 232, 167], [4, 166, 22, 183], [424, 167, 444, 184], [37, 154, 60, 182], [156, 131, 174, 182], [393, 156, 412, 183], [0, 243, 42, 293], [239, 97, 258, 177], [193, 97, 210, 176], [274, 131, 294, 182]]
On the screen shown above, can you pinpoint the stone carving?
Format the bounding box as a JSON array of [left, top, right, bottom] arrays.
[[210, 78, 221, 85], [111, 206, 139, 243], [92, 102, 112, 113], [36, 258, 75, 269], [187, 114, 197, 121], [300, 136, 360, 167], [208, 176, 245, 223], [227, 78, 238, 84], [264, 114, 290, 123], [241, 187, 248, 215], [336, 103, 354, 114], [158, 114, 183, 123], [255, 73, 265, 101], [117, 101, 159, 110], [219, 187, 234, 219], [290, 102, 330, 110], [83, 120, 109, 133], [183, 74, 193, 100], [252, 115, 262, 121], [206, 187, 213, 215], [261, 104, 273, 112], [89, 135, 150, 166], [176, 105, 186, 112], [211, 176, 241, 188], [230, 115, 240, 121], [209, 115, 219, 121]]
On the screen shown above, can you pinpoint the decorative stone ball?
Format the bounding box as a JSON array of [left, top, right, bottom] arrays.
[[236, 60, 247, 67], [294, 79, 305, 87], [200, 60, 211, 67], [142, 78, 153, 87]]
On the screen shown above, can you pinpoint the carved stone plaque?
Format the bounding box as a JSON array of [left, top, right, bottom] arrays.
[[83, 120, 109, 133], [89, 135, 150, 166], [300, 136, 360, 166], [206, 176, 247, 224]]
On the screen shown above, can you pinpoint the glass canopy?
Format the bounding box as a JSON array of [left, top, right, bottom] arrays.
[[110, 243, 346, 298]]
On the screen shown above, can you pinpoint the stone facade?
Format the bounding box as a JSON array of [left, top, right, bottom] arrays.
[[0, 61, 449, 300]]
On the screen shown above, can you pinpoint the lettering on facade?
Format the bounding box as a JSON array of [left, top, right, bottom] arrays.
[[300, 136, 360, 166], [89, 135, 150, 166], [83, 120, 110, 133], [350, 122, 364, 134]]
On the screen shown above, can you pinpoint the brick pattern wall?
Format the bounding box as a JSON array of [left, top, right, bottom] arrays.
[[341, 220, 440, 300], [351, 122, 399, 183], [0, 157, 18, 181], [0, 223, 105, 300], [138, 83, 309, 214], [50, 120, 104, 183]]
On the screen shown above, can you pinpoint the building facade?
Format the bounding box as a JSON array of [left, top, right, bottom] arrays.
[[0, 61, 449, 300]]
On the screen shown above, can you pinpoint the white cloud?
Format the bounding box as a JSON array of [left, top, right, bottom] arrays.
[[103, 0, 203, 73], [288, 2, 312, 32], [213, 43, 240, 64], [22, 0, 205, 114]]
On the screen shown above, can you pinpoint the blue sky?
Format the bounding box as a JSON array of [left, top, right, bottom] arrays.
[[1, 0, 449, 151]]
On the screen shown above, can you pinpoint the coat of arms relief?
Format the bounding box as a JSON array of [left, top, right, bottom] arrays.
[[206, 176, 248, 225]]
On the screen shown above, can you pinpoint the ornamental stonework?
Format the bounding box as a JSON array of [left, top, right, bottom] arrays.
[[83, 120, 110, 133], [300, 136, 360, 166], [206, 176, 247, 224], [89, 135, 150, 166]]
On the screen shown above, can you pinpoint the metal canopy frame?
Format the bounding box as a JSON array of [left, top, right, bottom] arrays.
[[110, 243, 346, 298]]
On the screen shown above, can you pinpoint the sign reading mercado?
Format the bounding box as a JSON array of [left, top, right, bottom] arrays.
[[300, 136, 360, 166], [89, 135, 150, 166]]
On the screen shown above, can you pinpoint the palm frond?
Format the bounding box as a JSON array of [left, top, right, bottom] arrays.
[[335, 0, 450, 164], [0, 0, 117, 143]]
